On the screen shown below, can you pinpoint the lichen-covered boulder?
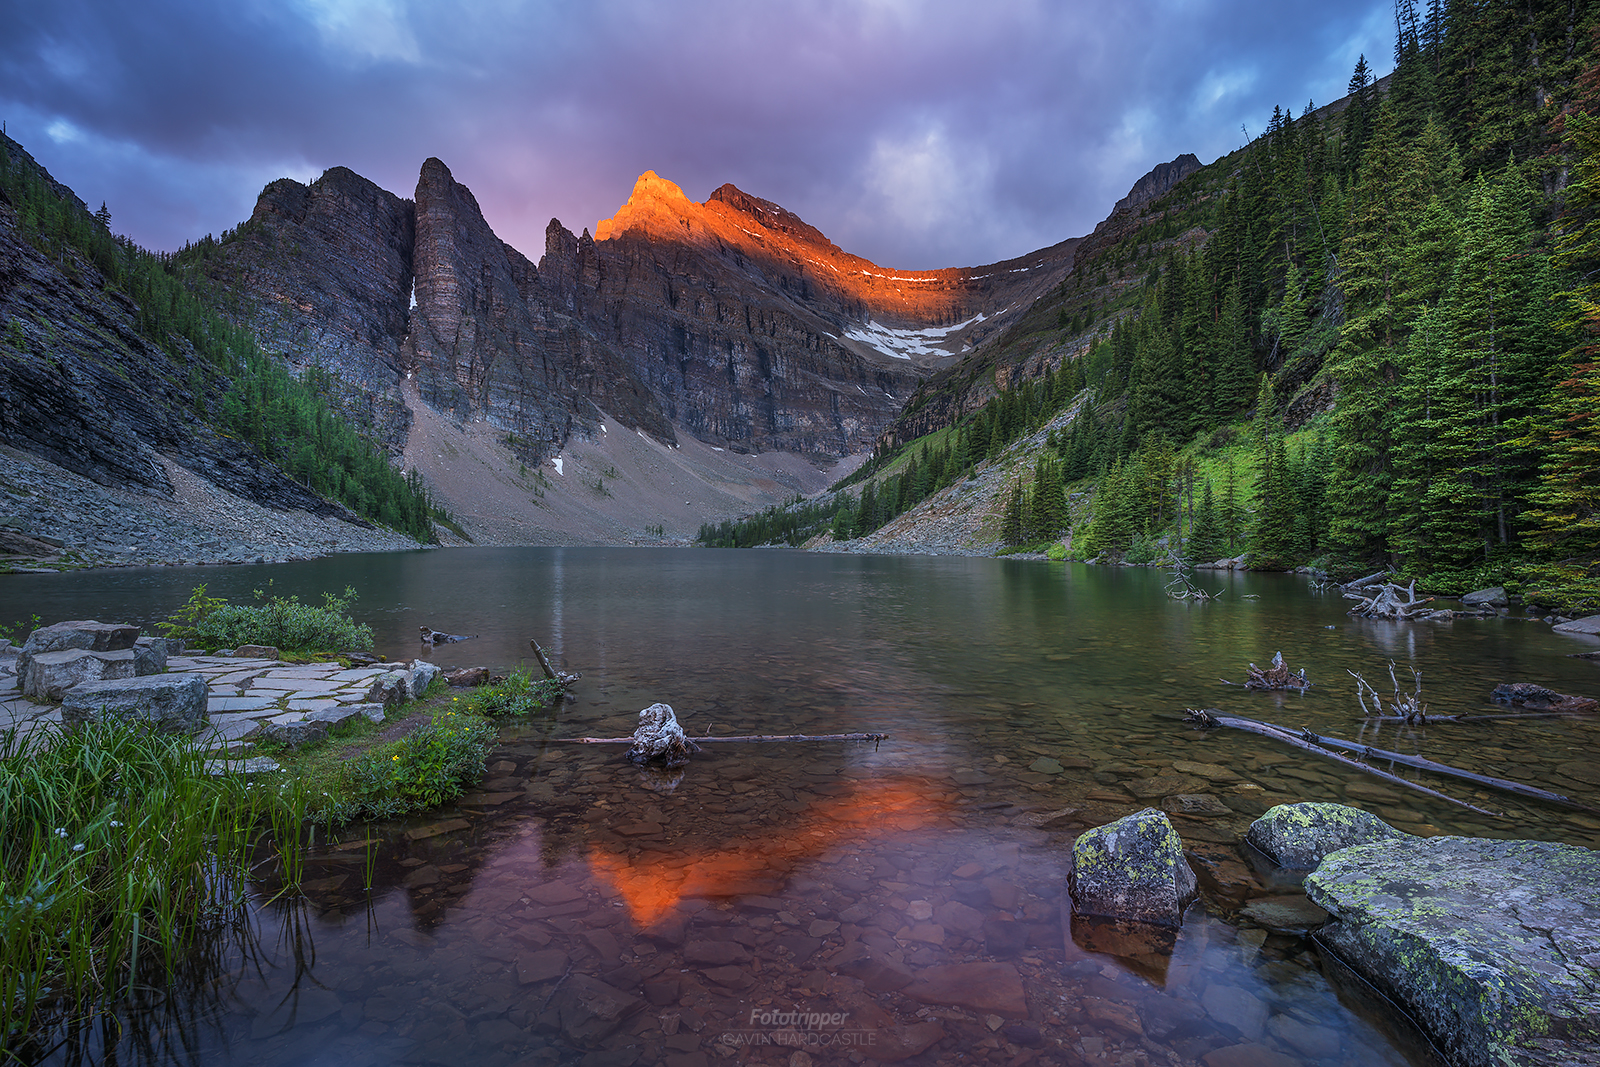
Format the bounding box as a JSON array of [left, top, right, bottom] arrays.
[[1245, 802, 1407, 870], [60, 674, 208, 733], [1067, 808, 1196, 927], [1306, 836, 1600, 1067]]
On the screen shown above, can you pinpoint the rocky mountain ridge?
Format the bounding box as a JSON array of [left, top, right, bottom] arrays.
[[0, 129, 1186, 557]]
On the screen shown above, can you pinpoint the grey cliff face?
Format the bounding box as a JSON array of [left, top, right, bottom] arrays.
[[0, 135, 339, 514]]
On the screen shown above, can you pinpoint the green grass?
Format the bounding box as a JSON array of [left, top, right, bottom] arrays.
[[0, 720, 289, 1056]]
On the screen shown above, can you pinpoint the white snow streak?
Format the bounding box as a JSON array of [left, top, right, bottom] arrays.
[[843, 312, 986, 360]]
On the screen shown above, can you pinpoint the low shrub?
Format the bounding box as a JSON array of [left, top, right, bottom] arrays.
[[313, 710, 496, 823], [466, 668, 564, 719], [162, 585, 373, 655]]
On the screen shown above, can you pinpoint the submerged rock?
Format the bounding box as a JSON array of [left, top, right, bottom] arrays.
[[1067, 808, 1196, 927], [1245, 802, 1407, 870], [1306, 835, 1600, 1067]]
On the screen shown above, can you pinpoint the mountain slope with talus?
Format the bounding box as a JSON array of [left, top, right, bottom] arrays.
[[177, 159, 1080, 543]]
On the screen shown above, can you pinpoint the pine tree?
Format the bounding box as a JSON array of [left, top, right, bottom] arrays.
[[1249, 375, 1297, 568], [1001, 476, 1025, 545], [1029, 454, 1067, 541], [1188, 480, 1225, 563]]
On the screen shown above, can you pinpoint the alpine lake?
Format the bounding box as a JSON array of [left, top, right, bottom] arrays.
[[5, 547, 1600, 1067]]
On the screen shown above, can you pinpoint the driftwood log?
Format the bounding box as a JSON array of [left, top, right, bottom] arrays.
[[1182, 708, 1503, 817], [555, 732, 891, 745], [529, 639, 581, 687], [1300, 730, 1599, 813], [420, 627, 477, 644], [1343, 578, 1435, 620], [1223, 651, 1311, 690]]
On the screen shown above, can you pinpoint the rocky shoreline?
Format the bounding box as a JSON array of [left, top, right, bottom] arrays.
[[0, 444, 427, 572]]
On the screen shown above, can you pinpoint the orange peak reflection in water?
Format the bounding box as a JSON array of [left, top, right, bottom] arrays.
[[588, 777, 945, 927]]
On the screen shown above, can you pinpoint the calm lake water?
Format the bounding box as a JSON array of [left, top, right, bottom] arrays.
[[5, 548, 1599, 1067]]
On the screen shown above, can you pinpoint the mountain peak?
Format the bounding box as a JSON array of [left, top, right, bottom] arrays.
[[594, 171, 693, 240]]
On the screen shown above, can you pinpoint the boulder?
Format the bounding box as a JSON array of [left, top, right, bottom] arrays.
[[23, 620, 139, 654], [1490, 682, 1598, 714], [1461, 586, 1508, 607], [1306, 836, 1600, 1067], [1245, 802, 1407, 871], [1067, 808, 1197, 927], [368, 670, 409, 707], [260, 718, 330, 748], [60, 674, 208, 733], [445, 667, 491, 687], [1552, 614, 1600, 635], [23, 646, 164, 701], [233, 644, 280, 660], [135, 635, 181, 661], [407, 660, 440, 696]]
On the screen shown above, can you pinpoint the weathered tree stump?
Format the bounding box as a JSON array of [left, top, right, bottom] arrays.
[[1223, 651, 1310, 690], [1343, 578, 1434, 619], [627, 703, 702, 767]]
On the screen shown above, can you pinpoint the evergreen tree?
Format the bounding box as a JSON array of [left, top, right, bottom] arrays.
[[1001, 476, 1025, 545], [1188, 480, 1225, 563]]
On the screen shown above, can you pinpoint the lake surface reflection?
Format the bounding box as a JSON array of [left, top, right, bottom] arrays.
[[6, 548, 1599, 1066]]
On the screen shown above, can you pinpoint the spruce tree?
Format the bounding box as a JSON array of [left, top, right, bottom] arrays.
[[1188, 481, 1225, 563], [1001, 476, 1025, 545]]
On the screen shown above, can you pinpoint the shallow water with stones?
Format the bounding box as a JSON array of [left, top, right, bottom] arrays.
[[6, 548, 1600, 1067]]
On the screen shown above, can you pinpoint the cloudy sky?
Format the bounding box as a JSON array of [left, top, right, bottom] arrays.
[[0, 0, 1394, 270]]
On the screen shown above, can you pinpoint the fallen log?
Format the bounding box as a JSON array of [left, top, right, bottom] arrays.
[[1300, 730, 1599, 814], [1360, 711, 1587, 724], [554, 732, 890, 744], [1182, 708, 1504, 817], [421, 627, 476, 644]]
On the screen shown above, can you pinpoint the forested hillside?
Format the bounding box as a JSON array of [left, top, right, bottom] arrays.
[[726, 0, 1600, 611]]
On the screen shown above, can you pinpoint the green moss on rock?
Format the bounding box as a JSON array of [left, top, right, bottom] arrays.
[[1068, 808, 1197, 927], [1306, 836, 1600, 1067], [1246, 801, 1408, 870]]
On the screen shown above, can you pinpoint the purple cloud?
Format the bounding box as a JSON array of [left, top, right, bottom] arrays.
[[0, 0, 1395, 268]]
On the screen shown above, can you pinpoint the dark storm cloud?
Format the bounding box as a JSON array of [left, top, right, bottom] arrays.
[[0, 0, 1393, 268]]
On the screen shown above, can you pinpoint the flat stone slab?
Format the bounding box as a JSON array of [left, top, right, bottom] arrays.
[[206, 757, 281, 775], [207, 696, 280, 713], [1306, 835, 1600, 1067]]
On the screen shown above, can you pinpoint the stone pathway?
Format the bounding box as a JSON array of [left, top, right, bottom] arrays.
[[0, 645, 436, 770]]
